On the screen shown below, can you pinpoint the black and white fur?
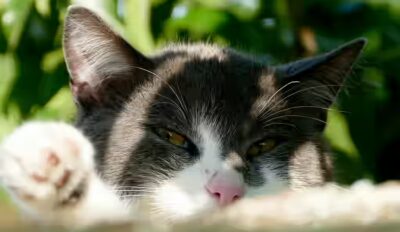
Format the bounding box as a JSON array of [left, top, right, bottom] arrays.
[[0, 6, 365, 227]]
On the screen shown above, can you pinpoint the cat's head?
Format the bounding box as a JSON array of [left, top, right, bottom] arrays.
[[63, 7, 366, 221]]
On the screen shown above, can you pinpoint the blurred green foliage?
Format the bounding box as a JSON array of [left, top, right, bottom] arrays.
[[0, 0, 399, 184]]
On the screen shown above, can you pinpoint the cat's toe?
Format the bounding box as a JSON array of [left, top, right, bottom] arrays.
[[0, 122, 95, 208], [29, 148, 86, 205]]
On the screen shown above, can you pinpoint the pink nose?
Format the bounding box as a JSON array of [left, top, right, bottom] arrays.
[[206, 171, 245, 206]]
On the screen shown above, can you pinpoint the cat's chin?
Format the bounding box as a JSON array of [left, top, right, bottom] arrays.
[[144, 182, 219, 222]]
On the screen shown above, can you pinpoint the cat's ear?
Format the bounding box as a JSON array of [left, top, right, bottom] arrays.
[[63, 6, 152, 109], [276, 38, 366, 108], [274, 38, 366, 131]]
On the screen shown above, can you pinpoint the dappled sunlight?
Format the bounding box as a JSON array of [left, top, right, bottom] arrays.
[[0, 0, 400, 231]]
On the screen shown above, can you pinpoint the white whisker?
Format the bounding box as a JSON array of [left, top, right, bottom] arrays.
[[263, 114, 327, 125], [262, 122, 297, 129], [130, 65, 189, 120], [261, 105, 345, 123], [261, 84, 342, 119], [258, 81, 300, 116]]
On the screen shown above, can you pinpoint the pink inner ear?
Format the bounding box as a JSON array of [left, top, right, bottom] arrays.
[[69, 79, 101, 104], [65, 43, 89, 80]]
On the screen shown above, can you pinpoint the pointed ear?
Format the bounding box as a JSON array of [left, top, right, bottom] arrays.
[[276, 38, 367, 108], [63, 6, 152, 109], [274, 39, 366, 132]]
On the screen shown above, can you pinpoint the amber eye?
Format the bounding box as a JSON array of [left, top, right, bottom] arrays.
[[247, 139, 277, 157], [155, 128, 189, 148]]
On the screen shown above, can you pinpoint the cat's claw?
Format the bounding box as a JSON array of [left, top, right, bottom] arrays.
[[0, 122, 94, 217]]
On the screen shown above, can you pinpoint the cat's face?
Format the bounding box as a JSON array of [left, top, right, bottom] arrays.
[[63, 7, 365, 220]]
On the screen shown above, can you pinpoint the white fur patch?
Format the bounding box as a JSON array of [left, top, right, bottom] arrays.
[[247, 166, 289, 197], [0, 122, 130, 227], [149, 121, 224, 220], [198, 122, 223, 175], [289, 141, 324, 189]]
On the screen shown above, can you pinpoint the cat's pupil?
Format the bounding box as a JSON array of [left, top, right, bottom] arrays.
[[155, 128, 188, 148], [168, 132, 186, 146], [260, 139, 277, 152], [247, 139, 277, 157]]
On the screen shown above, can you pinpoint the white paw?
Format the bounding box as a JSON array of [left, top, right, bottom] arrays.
[[0, 122, 94, 217]]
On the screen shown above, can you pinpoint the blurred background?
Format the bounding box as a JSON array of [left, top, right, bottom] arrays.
[[0, 0, 399, 188]]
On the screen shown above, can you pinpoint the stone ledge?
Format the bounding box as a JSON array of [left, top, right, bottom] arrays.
[[2, 180, 400, 231]]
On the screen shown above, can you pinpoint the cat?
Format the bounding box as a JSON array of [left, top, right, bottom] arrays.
[[0, 6, 366, 227]]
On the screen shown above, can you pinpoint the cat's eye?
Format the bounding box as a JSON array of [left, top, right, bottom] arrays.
[[155, 128, 189, 148], [246, 138, 278, 157]]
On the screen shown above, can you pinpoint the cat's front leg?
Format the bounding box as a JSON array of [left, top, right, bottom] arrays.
[[0, 122, 130, 227]]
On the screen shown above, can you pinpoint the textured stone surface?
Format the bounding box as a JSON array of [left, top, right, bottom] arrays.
[[2, 181, 400, 231], [205, 180, 400, 230]]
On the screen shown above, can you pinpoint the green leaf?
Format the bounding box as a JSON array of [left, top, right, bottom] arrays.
[[2, 0, 33, 51], [0, 53, 17, 110], [124, 0, 155, 53], [30, 87, 76, 122], [34, 0, 50, 17], [324, 108, 360, 159]]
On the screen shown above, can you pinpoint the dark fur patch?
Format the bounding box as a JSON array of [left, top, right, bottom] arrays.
[[64, 7, 365, 192]]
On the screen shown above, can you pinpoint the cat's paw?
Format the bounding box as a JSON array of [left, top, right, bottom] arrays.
[[0, 122, 95, 218]]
